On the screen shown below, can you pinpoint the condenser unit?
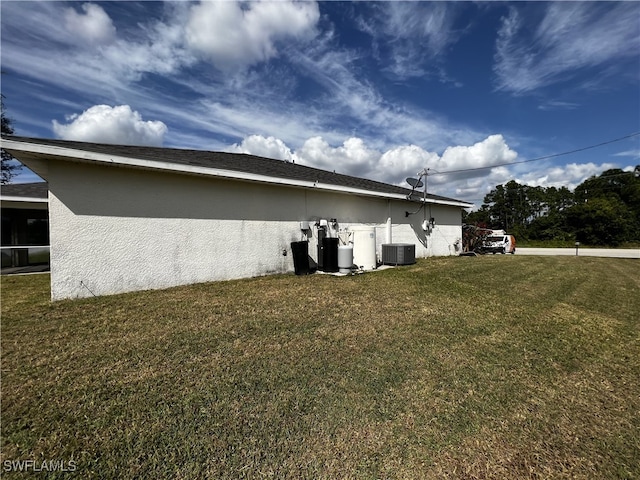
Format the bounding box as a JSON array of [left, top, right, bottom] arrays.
[[381, 243, 416, 266]]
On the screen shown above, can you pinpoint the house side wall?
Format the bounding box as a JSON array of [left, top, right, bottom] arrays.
[[385, 201, 463, 258], [46, 161, 462, 300]]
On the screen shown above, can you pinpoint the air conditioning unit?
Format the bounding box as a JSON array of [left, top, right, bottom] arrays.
[[381, 243, 415, 266]]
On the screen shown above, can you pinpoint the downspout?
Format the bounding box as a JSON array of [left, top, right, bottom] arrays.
[[386, 200, 392, 244]]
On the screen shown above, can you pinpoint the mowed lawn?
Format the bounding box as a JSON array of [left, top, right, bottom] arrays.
[[1, 256, 639, 479]]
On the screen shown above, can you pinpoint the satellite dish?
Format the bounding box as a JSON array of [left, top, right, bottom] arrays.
[[406, 177, 424, 188]]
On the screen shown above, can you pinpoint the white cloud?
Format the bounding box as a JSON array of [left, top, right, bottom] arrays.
[[436, 134, 518, 174], [0, 1, 190, 95], [296, 137, 381, 176], [494, 2, 640, 93], [429, 136, 518, 205], [614, 149, 640, 160], [289, 36, 474, 151], [98, 4, 195, 80], [229, 135, 295, 162], [185, 0, 319, 71], [64, 3, 116, 45], [537, 100, 580, 111], [357, 2, 462, 80], [0, 0, 481, 158], [231, 133, 523, 204], [52, 105, 167, 146], [518, 162, 619, 191], [380, 146, 440, 178]]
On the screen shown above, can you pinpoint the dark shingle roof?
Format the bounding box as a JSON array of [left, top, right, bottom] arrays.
[[0, 181, 48, 199], [2, 136, 468, 205]]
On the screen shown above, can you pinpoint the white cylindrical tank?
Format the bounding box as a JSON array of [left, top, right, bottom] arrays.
[[350, 226, 377, 270], [338, 245, 353, 274]]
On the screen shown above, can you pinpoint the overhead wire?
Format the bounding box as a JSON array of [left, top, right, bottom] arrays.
[[428, 131, 640, 177]]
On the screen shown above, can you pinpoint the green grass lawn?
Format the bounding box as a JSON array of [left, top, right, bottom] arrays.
[[1, 256, 639, 479]]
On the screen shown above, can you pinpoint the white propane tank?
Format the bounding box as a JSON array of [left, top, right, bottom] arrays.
[[338, 246, 354, 274], [350, 226, 377, 270]]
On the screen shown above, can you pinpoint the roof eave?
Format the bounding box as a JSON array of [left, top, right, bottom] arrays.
[[1, 138, 471, 208], [0, 195, 48, 203]]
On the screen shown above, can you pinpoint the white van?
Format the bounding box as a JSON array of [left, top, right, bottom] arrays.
[[483, 234, 516, 254]]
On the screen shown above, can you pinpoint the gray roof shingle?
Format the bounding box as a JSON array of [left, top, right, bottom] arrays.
[[2, 136, 468, 205], [0, 181, 48, 199]]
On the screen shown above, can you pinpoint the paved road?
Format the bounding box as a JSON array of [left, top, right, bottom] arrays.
[[517, 247, 640, 259]]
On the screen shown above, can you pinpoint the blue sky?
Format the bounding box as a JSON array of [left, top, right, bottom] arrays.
[[1, 1, 639, 206]]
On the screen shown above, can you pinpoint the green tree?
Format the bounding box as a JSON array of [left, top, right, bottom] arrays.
[[480, 180, 542, 238], [566, 197, 635, 246], [572, 169, 640, 244], [482, 183, 508, 230], [1, 95, 21, 184], [463, 206, 490, 226], [527, 186, 575, 242], [473, 168, 638, 246]]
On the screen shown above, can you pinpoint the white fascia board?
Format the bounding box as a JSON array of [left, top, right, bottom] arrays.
[[0, 196, 48, 203], [406, 192, 473, 208], [428, 198, 474, 208], [1, 139, 470, 207]]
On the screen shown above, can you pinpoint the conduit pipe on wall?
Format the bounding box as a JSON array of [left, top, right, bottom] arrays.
[[386, 200, 392, 244], [386, 216, 392, 244]]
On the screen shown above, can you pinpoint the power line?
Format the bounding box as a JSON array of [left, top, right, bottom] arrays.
[[429, 131, 640, 176]]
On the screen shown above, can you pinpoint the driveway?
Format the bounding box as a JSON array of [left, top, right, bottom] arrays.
[[517, 247, 640, 259]]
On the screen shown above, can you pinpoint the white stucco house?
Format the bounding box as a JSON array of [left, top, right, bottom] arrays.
[[1, 136, 472, 300]]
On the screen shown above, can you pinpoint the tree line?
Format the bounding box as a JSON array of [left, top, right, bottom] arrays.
[[464, 169, 640, 246]]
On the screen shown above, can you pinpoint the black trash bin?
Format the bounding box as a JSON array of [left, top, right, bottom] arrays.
[[321, 237, 339, 273], [317, 227, 326, 271], [290, 241, 311, 275]]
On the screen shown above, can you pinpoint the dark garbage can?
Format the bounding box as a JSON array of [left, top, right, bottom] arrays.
[[321, 237, 339, 272], [317, 227, 326, 270], [291, 241, 311, 275]]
